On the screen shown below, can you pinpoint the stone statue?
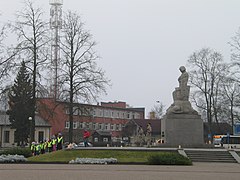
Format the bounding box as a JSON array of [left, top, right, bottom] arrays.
[[167, 66, 198, 115], [146, 123, 152, 147], [137, 126, 144, 147], [173, 66, 189, 101]]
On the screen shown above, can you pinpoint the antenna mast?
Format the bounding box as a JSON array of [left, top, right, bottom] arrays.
[[49, 0, 63, 100]]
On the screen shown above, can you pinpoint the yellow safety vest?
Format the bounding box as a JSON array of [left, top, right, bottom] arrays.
[[48, 141, 52, 147], [52, 139, 57, 145], [57, 137, 63, 143]]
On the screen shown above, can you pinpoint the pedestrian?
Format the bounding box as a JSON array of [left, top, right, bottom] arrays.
[[35, 142, 41, 155], [40, 141, 45, 154], [146, 123, 152, 147], [83, 129, 90, 147], [47, 139, 53, 153], [57, 133, 63, 150], [43, 140, 48, 153], [51, 135, 57, 151], [30, 142, 36, 156]]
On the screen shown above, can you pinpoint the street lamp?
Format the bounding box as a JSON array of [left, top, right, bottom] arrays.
[[29, 117, 33, 144]]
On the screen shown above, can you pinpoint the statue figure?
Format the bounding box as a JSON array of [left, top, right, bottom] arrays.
[[178, 66, 188, 88], [146, 123, 152, 147], [173, 66, 190, 101], [137, 126, 144, 147], [167, 66, 198, 115]]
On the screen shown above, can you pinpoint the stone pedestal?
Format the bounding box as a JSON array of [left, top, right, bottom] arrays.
[[161, 114, 204, 147]]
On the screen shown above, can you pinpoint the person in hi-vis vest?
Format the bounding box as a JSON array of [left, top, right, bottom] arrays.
[[57, 133, 63, 150]]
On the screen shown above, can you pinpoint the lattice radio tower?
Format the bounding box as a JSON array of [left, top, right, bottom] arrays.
[[49, 0, 63, 100]]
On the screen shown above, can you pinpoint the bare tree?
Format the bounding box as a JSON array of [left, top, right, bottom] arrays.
[[59, 11, 109, 143], [0, 21, 8, 88], [220, 70, 240, 133], [150, 101, 165, 119], [0, 20, 16, 90], [229, 28, 240, 66], [11, 0, 50, 142], [187, 48, 228, 137], [226, 27, 240, 132], [0, 16, 21, 109]]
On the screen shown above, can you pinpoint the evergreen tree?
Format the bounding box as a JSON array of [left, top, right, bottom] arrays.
[[7, 61, 34, 146]]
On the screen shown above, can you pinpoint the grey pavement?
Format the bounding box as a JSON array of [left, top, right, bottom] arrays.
[[0, 163, 239, 180]]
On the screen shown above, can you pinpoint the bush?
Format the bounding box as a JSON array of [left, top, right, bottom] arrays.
[[0, 147, 32, 158], [147, 152, 192, 165]]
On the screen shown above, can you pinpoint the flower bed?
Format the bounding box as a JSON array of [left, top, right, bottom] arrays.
[[0, 154, 28, 163], [69, 157, 117, 164]]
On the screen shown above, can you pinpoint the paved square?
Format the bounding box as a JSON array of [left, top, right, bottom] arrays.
[[0, 162, 239, 180]]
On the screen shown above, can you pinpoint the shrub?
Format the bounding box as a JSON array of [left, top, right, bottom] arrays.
[[147, 152, 192, 165], [0, 147, 32, 158]]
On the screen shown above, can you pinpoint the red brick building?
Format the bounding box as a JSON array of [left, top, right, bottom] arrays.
[[37, 98, 145, 143]]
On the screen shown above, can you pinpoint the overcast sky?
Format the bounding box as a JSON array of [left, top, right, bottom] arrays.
[[1, 0, 240, 116]]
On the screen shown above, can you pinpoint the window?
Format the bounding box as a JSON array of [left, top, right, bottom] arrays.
[[99, 110, 103, 117], [94, 137, 98, 142], [105, 124, 109, 130], [73, 122, 77, 129], [79, 122, 83, 129], [127, 113, 130, 119], [93, 123, 96, 130], [115, 124, 122, 131], [119, 124, 122, 131], [65, 121, 70, 129], [103, 138, 109, 142], [73, 107, 78, 115], [135, 113, 140, 119], [38, 131, 44, 142], [65, 108, 70, 114], [85, 123, 89, 129], [111, 124, 115, 130], [4, 131, 10, 143], [92, 109, 96, 116], [89, 122, 92, 130], [99, 123, 103, 130], [104, 110, 109, 117], [119, 112, 122, 118]]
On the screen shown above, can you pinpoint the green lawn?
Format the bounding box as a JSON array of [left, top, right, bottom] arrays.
[[28, 149, 192, 165]]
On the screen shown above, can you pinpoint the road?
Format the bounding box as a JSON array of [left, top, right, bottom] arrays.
[[0, 162, 239, 180]]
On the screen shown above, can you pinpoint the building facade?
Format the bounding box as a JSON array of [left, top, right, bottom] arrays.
[[0, 112, 51, 148], [37, 98, 145, 143]]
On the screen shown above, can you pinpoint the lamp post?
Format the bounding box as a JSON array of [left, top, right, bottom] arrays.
[[29, 117, 33, 144]]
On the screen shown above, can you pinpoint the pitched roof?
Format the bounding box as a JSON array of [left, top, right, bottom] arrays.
[[93, 130, 111, 136], [0, 112, 51, 127], [0, 114, 11, 125], [39, 98, 145, 113]]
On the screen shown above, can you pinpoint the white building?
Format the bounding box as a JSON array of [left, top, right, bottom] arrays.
[[0, 112, 51, 148]]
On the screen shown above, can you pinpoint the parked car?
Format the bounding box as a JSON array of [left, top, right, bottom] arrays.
[[78, 142, 93, 147]]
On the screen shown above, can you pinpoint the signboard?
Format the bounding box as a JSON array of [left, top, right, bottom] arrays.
[[234, 123, 240, 135]]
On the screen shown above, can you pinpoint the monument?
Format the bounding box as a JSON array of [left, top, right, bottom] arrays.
[[161, 66, 204, 147]]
